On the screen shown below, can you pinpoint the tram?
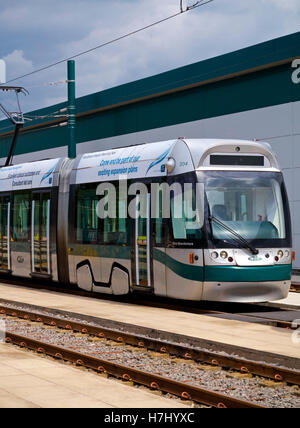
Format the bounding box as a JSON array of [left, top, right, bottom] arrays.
[[0, 138, 293, 302]]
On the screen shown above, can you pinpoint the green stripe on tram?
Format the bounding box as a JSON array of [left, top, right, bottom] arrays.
[[204, 264, 292, 283], [72, 245, 292, 283], [153, 249, 292, 282], [153, 248, 204, 281]]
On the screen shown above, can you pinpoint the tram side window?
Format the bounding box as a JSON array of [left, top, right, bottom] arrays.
[[170, 185, 203, 242], [0, 196, 8, 241], [76, 184, 99, 244], [12, 193, 30, 241], [103, 184, 129, 246], [152, 186, 165, 246]]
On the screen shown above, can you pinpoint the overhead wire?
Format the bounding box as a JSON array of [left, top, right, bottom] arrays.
[[24, 107, 68, 121], [0, 0, 214, 86], [0, 0, 214, 133]]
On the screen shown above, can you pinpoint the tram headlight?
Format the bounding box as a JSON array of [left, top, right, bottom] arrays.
[[211, 252, 219, 259], [277, 250, 284, 259], [220, 251, 228, 259], [284, 250, 290, 258]]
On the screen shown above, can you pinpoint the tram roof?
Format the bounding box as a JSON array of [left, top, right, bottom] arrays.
[[73, 138, 280, 184], [0, 138, 280, 190]]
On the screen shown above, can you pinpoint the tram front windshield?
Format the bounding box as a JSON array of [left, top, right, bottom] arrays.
[[198, 171, 292, 249]]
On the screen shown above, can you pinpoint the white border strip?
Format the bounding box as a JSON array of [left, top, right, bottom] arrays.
[[46, 199, 51, 275], [7, 202, 10, 271], [147, 193, 151, 288], [31, 200, 35, 273]]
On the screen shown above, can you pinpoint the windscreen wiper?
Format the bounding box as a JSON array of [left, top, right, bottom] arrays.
[[209, 215, 259, 256]]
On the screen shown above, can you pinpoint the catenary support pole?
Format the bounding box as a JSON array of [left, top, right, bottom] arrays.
[[67, 60, 76, 158]]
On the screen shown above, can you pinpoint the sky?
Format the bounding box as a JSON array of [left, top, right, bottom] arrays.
[[0, 0, 300, 116]]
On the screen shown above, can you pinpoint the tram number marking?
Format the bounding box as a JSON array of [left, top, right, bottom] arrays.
[[292, 319, 300, 344], [248, 256, 262, 262]]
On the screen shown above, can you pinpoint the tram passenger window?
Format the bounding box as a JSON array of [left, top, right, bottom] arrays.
[[103, 217, 128, 245], [0, 198, 3, 240], [152, 187, 165, 245], [103, 188, 129, 246], [76, 185, 99, 244], [12, 193, 30, 241], [39, 194, 50, 240], [0, 196, 9, 242], [170, 186, 203, 242]]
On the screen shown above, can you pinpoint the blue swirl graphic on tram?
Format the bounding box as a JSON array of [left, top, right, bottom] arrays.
[[146, 147, 172, 174]]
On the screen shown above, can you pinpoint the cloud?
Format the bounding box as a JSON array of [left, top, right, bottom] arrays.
[[262, 0, 300, 12], [61, 0, 299, 98], [0, 0, 299, 113], [3, 50, 33, 77]]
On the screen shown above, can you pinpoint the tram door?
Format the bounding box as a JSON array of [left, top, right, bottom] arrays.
[[134, 193, 152, 287], [31, 192, 51, 275], [0, 196, 11, 271]]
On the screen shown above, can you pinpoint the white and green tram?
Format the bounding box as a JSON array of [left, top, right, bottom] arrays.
[[0, 138, 293, 302]]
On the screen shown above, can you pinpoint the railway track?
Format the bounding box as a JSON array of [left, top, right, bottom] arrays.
[[5, 332, 260, 409], [0, 276, 299, 330], [291, 283, 300, 293], [1, 304, 299, 386], [1, 304, 300, 408]]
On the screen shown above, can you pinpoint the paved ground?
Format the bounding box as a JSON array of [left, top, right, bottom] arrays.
[[269, 291, 300, 310], [0, 283, 299, 359], [0, 343, 189, 408]]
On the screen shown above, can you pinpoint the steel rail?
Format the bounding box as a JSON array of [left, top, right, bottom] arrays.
[[4, 331, 264, 409], [1, 305, 299, 386], [291, 284, 300, 293]]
